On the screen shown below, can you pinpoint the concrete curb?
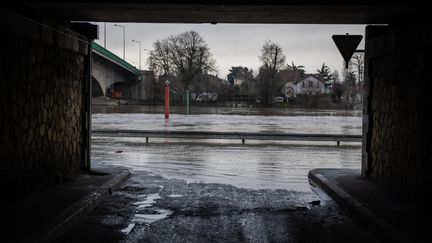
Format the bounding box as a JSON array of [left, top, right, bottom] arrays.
[[29, 168, 131, 243], [308, 169, 409, 243]]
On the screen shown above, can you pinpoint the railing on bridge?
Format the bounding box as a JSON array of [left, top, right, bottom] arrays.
[[92, 130, 362, 146]]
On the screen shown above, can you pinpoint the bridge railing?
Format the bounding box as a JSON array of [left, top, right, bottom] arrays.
[[92, 130, 362, 146]]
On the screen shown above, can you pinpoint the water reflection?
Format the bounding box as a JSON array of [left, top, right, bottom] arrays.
[[93, 113, 361, 135], [92, 107, 362, 192], [92, 140, 361, 192], [93, 105, 362, 117]]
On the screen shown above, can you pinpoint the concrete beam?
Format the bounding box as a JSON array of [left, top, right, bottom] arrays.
[[70, 22, 99, 40], [6, 2, 427, 24]]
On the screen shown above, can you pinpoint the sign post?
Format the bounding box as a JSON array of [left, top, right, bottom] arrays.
[[186, 90, 190, 115], [332, 33, 363, 68], [165, 80, 170, 119]]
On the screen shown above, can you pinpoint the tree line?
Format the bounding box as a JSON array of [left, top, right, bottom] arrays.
[[147, 31, 365, 105]]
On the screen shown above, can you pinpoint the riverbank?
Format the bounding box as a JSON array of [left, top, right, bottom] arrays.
[[92, 103, 362, 116], [91, 95, 362, 115]]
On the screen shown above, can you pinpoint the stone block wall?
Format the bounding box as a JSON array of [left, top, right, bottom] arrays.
[[366, 23, 432, 201], [0, 10, 90, 198]]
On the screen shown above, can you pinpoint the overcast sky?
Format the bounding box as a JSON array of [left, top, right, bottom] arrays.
[[94, 23, 365, 78]]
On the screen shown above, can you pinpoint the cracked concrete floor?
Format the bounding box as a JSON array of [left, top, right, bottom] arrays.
[[56, 171, 380, 243]]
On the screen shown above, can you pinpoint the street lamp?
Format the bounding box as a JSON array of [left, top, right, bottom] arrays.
[[114, 24, 125, 60], [143, 48, 151, 69], [104, 22, 107, 48], [131, 40, 142, 70]]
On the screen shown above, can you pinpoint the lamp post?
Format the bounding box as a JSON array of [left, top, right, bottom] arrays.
[[114, 24, 125, 60], [131, 40, 141, 70], [143, 48, 151, 69], [104, 22, 107, 48]]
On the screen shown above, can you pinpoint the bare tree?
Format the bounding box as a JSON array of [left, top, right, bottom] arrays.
[[344, 70, 357, 87], [148, 31, 216, 90], [259, 40, 286, 72], [332, 70, 340, 83], [257, 40, 286, 105], [148, 39, 172, 76], [350, 53, 364, 85]]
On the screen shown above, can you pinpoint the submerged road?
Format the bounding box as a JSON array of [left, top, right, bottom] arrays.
[[60, 109, 377, 242], [57, 171, 379, 243]]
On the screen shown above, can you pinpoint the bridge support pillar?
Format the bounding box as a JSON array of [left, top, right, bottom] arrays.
[[364, 22, 432, 201], [0, 9, 97, 198]]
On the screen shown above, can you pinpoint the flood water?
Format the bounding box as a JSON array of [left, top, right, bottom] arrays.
[[92, 106, 362, 192]]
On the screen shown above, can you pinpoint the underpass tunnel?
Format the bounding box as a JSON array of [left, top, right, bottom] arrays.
[[0, 2, 430, 204], [92, 77, 104, 97]]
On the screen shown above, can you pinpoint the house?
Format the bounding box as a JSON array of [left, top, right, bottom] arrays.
[[282, 74, 329, 97], [233, 77, 246, 86]]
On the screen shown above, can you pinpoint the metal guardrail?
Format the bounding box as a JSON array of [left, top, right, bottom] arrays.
[[92, 130, 362, 146]]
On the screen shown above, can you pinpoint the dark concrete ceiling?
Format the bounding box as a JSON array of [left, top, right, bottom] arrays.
[[6, 1, 427, 24]]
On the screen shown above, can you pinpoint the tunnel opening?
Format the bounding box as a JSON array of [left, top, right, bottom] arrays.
[[3, 1, 421, 199], [1, 2, 431, 242], [92, 77, 104, 97], [90, 22, 366, 193]]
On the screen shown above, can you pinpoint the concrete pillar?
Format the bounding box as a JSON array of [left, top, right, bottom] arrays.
[[0, 9, 97, 198], [72, 23, 98, 172], [364, 22, 432, 201], [362, 25, 389, 177]]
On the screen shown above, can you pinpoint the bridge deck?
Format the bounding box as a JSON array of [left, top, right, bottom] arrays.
[[92, 130, 362, 145]]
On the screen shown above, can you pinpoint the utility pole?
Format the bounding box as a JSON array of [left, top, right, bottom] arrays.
[[114, 24, 125, 60], [143, 48, 151, 70], [104, 22, 106, 48], [132, 40, 141, 70]]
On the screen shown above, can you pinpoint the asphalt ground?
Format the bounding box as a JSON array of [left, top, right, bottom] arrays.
[[56, 170, 380, 243]]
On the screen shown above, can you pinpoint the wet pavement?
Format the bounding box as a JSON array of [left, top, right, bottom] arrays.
[[60, 108, 378, 242], [57, 170, 380, 243], [309, 169, 428, 242], [1, 165, 130, 242], [93, 141, 361, 192]]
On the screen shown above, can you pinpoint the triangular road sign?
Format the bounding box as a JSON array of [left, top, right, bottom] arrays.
[[332, 35, 363, 68]]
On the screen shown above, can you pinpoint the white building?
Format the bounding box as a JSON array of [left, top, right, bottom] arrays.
[[233, 77, 246, 86], [282, 74, 329, 97]]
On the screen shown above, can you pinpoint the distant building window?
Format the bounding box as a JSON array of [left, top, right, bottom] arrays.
[[308, 81, 313, 88], [302, 81, 305, 87]]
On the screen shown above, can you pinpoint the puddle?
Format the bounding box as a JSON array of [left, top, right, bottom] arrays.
[[134, 208, 173, 224], [167, 194, 184, 198], [130, 189, 173, 225], [134, 193, 162, 208], [121, 223, 135, 234]]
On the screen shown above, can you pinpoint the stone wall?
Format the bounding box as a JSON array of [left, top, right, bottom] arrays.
[[366, 24, 432, 201], [0, 10, 90, 198]]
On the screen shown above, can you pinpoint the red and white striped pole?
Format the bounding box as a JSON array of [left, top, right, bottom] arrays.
[[164, 80, 170, 119]]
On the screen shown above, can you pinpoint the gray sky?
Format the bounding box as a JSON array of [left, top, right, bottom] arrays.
[[94, 23, 365, 78]]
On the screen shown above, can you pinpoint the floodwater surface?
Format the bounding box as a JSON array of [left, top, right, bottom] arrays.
[[92, 107, 362, 192]]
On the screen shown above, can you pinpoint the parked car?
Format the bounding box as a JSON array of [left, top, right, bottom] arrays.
[[272, 96, 284, 103], [196, 92, 218, 102]]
